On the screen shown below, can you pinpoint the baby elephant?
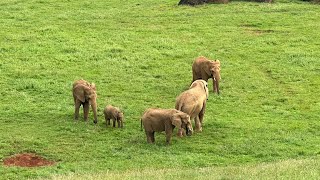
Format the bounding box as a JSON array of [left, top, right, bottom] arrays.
[[104, 105, 124, 128], [141, 108, 193, 145]]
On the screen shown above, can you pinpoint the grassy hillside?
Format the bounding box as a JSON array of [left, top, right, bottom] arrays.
[[0, 0, 319, 179]]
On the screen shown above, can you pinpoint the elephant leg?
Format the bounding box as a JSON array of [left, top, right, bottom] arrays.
[[112, 119, 116, 127], [146, 131, 154, 143], [177, 129, 183, 137], [165, 132, 172, 145], [117, 119, 120, 128], [105, 117, 110, 126], [83, 102, 89, 121], [151, 132, 155, 143], [74, 99, 81, 120], [199, 104, 206, 125], [194, 116, 202, 132], [177, 129, 186, 137], [73, 95, 77, 105]]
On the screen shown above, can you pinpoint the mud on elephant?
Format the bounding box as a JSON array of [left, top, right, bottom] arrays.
[[72, 79, 98, 124], [141, 108, 193, 144], [192, 56, 221, 94]]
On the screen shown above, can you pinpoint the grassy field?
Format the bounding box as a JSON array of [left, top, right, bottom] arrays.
[[0, 0, 320, 179], [50, 157, 320, 180]]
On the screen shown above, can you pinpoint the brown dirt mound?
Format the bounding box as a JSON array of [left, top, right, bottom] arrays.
[[3, 153, 55, 167]]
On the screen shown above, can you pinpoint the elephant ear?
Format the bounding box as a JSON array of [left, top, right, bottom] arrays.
[[73, 85, 86, 103], [171, 113, 182, 128], [181, 113, 190, 124], [88, 90, 97, 99], [214, 59, 220, 66], [198, 80, 206, 89], [190, 81, 199, 89], [118, 111, 124, 120], [198, 80, 209, 99], [91, 83, 96, 91]]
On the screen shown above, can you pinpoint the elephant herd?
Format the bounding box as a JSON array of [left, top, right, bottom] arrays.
[[72, 56, 221, 144]]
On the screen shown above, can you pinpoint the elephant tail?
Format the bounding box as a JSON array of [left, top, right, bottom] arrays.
[[140, 118, 143, 131]]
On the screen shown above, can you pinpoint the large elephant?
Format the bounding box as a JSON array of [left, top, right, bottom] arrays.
[[175, 80, 209, 132], [72, 79, 98, 124], [104, 105, 124, 128], [192, 56, 221, 94], [141, 108, 193, 144]]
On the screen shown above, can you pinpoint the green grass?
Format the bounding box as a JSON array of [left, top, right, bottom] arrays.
[[50, 157, 320, 180], [0, 0, 320, 179]]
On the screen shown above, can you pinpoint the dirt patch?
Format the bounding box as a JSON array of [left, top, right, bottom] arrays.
[[3, 153, 55, 167]]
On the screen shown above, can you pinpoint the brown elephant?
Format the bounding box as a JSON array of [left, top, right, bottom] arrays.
[[72, 79, 98, 124], [192, 56, 221, 94], [175, 80, 208, 132], [104, 105, 124, 128], [141, 108, 193, 144]]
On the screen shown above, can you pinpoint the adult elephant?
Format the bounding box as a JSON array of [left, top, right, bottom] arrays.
[[175, 80, 209, 132], [72, 79, 98, 124], [192, 56, 221, 94]]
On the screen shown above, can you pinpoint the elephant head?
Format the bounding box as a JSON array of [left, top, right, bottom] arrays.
[[73, 81, 98, 124], [117, 111, 124, 128], [190, 79, 209, 100], [209, 60, 221, 94], [172, 112, 193, 136]]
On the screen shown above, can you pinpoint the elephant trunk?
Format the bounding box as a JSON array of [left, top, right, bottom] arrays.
[[120, 117, 124, 128], [186, 127, 193, 136], [213, 78, 220, 95], [91, 102, 98, 124]]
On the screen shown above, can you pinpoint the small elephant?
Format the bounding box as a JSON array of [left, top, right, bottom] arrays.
[[104, 105, 124, 128], [141, 108, 193, 144], [72, 79, 98, 124], [192, 56, 221, 94], [175, 80, 209, 132]]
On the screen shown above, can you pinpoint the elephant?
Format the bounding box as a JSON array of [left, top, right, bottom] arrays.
[[141, 108, 193, 144], [72, 79, 98, 124], [192, 56, 221, 94], [175, 80, 208, 132], [104, 105, 124, 128]]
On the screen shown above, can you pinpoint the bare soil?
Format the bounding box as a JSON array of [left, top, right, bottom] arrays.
[[3, 153, 55, 167]]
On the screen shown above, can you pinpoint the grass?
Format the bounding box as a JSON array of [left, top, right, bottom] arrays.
[[0, 0, 320, 179], [50, 157, 320, 180]]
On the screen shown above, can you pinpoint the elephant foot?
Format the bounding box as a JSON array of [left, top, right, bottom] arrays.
[[195, 127, 202, 132]]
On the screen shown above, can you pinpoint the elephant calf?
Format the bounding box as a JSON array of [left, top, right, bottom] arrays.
[[104, 105, 124, 128], [141, 108, 193, 144], [72, 79, 98, 124]]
